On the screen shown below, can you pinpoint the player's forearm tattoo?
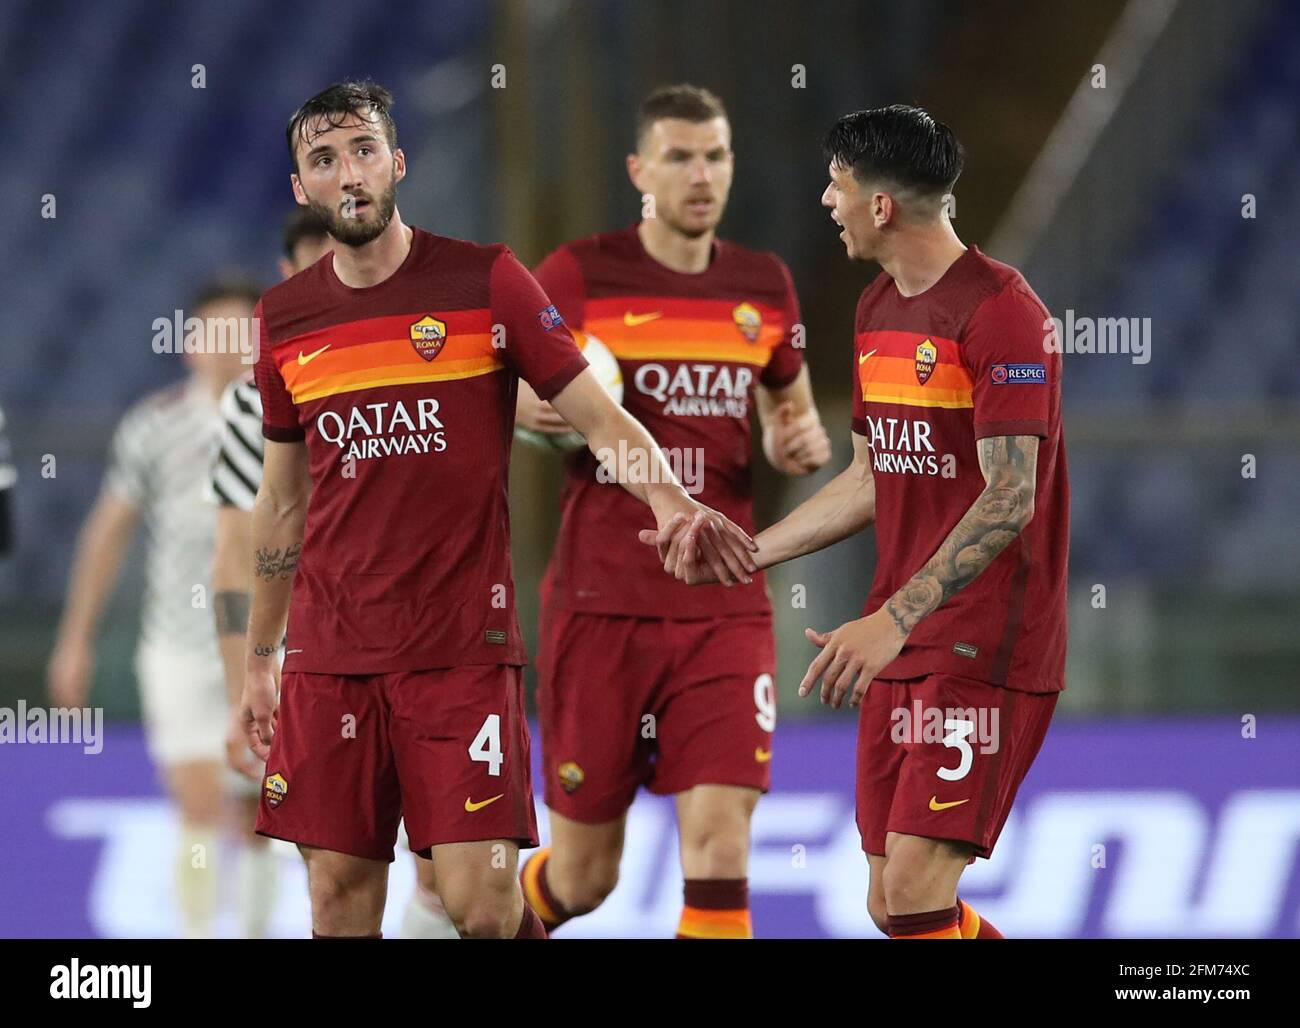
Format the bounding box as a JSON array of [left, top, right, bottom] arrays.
[[252, 642, 278, 657], [254, 543, 302, 581], [213, 590, 251, 635], [885, 436, 1037, 636]]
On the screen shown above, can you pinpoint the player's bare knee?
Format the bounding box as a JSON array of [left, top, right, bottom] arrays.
[[680, 821, 749, 877], [450, 894, 520, 939], [566, 860, 620, 913], [866, 893, 890, 935], [880, 855, 931, 913]]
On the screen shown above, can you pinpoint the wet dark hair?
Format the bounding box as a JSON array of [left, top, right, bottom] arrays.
[[190, 273, 263, 313], [285, 80, 398, 170], [636, 84, 728, 147], [281, 206, 329, 259], [823, 105, 964, 202]]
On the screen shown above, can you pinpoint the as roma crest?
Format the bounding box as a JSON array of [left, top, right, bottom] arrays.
[[732, 302, 762, 343], [409, 315, 447, 362], [914, 339, 937, 385], [263, 772, 288, 809]]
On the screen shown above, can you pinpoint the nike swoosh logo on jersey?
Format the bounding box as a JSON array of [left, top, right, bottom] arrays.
[[928, 796, 969, 812], [623, 311, 663, 327], [464, 794, 504, 813], [858, 348, 878, 364], [297, 344, 331, 365], [754, 748, 773, 763]]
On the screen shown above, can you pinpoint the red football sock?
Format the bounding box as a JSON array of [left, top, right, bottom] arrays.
[[957, 898, 1004, 939], [676, 878, 753, 939], [520, 847, 576, 930], [514, 903, 548, 939], [888, 906, 962, 939]]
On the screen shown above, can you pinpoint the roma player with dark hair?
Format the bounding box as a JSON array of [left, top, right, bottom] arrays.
[[654, 105, 1069, 940], [518, 84, 831, 939], [240, 81, 756, 939]]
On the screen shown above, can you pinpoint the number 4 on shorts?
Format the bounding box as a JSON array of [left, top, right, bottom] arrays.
[[469, 714, 503, 777]]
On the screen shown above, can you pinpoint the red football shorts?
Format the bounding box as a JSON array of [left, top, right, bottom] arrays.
[[856, 674, 1057, 859], [537, 609, 777, 823], [255, 664, 538, 861]]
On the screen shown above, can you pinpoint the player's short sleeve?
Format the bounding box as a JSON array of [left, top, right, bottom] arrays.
[[102, 403, 153, 509], [491, 249, 588, 401], [532, 246, 587, 330], [760, 255, 804, 389], [252, 300, 304, 442], [962, 281, 1054, 440]]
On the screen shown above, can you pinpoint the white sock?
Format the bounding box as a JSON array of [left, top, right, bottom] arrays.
[[398, 883, 460, 939], [236, 842, 279, 938], [176, 824, 220, 939]]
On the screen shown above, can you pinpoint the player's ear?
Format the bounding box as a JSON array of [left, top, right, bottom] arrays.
[[277, 258, 294, 281], [626, 152, 643, 192], [290, 174, 307, 206], [873, 191, 892, 229], [392, 148, 407, 183]]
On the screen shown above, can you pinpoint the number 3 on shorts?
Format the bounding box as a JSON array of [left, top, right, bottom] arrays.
[[937, 718, 974, 782], [469, 714, 503, 777]]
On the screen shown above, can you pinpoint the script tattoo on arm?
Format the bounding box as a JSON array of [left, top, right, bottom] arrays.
[[884, 435, 1039, 636], [254, 543, 302, 582]]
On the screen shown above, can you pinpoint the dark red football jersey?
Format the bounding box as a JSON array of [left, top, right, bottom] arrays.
[[850, 245, 1069, 693], [254, 227, 587, 674], [535, 223, 803, 618]]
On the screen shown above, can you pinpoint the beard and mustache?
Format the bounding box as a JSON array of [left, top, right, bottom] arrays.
[[303, 170, 399, 247]]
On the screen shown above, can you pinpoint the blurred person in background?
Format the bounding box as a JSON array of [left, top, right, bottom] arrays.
[[47, 276, 262, 937], [517, 84, 832, 939], [0, 400, 13, 555], [209, 207, 457, 938]]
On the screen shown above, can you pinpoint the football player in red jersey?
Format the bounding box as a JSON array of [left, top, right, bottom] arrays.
[[238, 81, 756, 939], [517, 85, 831, 939], [653, 106, 1069, 940]]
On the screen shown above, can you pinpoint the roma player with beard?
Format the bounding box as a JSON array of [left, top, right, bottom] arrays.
[[239, 81, 757, 939], [518, 85, 832, 939]]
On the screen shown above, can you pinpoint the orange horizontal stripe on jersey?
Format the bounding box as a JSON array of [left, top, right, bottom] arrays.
[[278, 309, 494, 355], [586, 318, 782, 365], [280, 333, 500, 398], [856, 328, 962, 362], [587, 295, 785, 323], [676, 906, 753, 939], [291, 359, 503, 404], [861, 389, 973, 409], [861, 355, 974, 390], [279, 333, 496, 381]]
